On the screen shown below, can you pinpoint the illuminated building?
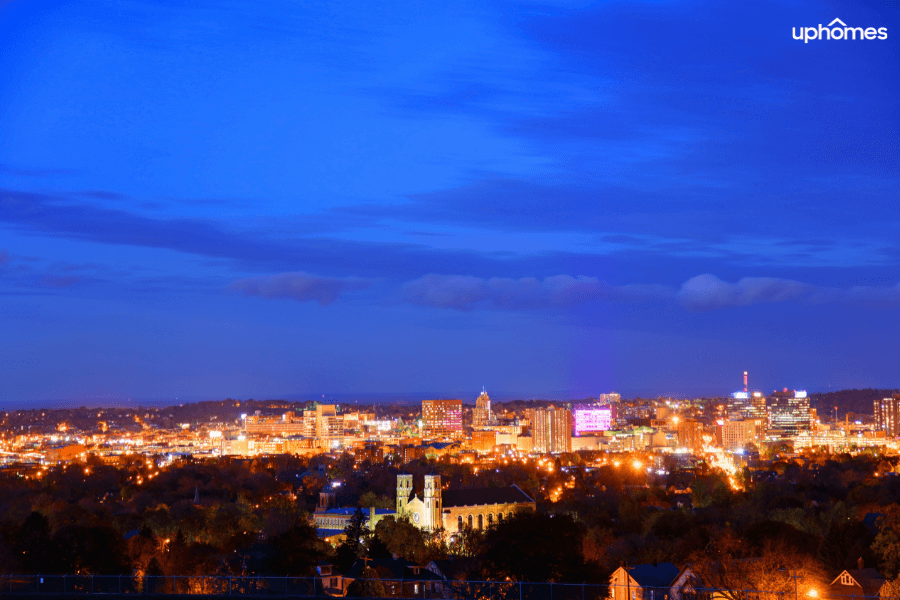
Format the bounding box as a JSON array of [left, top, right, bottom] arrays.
[[573, 403, 616, 436], [766, 389, 810, 438], [728, 391, 767, 420], [721, 419, 757, 451], [473, 388, 493, 427], [422, 399, 463, 439], [244, 411, 307, 436], [397, 474, 535, 533], [677, 418, 703, 452], [315, 404, 343, 447], [874, 395, 900, 437], [471, 430, 496, 453], [243, 405, 343, 449], [532, 408, 571, 453]]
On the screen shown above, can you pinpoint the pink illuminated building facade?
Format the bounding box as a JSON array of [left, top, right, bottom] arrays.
[[573, 404, 616, 436]]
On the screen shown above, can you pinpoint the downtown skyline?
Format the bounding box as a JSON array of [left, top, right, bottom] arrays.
[[1, 0, 899, 406]]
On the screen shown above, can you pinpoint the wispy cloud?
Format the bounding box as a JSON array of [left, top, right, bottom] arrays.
[[41, 275, 82, 289], [0, 163, 76, 177], [229, 272, 370, 305], [400, 274, 672, 311], [677, 274, 900, 311], [399, 272, 900, 312]]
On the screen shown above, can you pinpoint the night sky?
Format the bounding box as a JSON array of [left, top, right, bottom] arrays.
[[1, 0, 898, 406]]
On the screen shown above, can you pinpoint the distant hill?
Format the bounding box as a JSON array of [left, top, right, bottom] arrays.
[[809, 388, 900, 419]]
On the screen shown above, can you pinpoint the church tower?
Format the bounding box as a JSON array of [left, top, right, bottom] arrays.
[[396, 474, 412, 517], [423, 474, 442, 531]]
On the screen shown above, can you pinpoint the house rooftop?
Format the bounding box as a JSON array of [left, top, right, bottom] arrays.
[[627, 563, 681, 588]]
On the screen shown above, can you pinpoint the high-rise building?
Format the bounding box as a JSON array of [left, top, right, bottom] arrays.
[[721, 420, 757, 451], [677, 418, 704, 452], [728, 391, 767, 420], [874, 395, 900, 437], [766, 389, 810, 438], [473, 388, 493, 427], [532, 408, 571, 453], [422, 399, 463, 439], [315, 404, 343, 447]]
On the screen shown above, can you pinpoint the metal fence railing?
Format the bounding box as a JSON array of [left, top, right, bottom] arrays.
[[0, 577, 889, 600]]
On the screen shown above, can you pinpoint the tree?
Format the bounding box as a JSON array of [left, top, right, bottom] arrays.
[[373, 517, 429, 564], [258, 523, 329, 576], [15, 512, 50, 573], [687, 532, 825, 600], [480, 511, 587, 582], [872, 504, 900, 579], [450, 524, 484, 559], [347, 565, 387, 597], [818, 519, 873, 575], [335, 508, 369, 572], [359, 492, 393, 509], [47, 524, 132, 574]]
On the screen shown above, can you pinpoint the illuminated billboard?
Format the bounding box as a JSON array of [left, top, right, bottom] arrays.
[[573, 404, 616, 436]]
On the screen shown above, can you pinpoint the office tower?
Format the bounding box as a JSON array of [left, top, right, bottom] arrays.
[[766, 389, 810, 438], [874, 395, 900, 437], [422, 399, 463, 439], [315, 404, 343, 447], [473, 388, 493, 427], [532, 408, 572, 453], [677, 418, 704, 452], [722, 420, 757, 451]]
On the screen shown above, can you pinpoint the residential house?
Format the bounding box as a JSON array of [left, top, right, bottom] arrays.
[[827, 560, 887, 600], [610, 563, 682, 600]]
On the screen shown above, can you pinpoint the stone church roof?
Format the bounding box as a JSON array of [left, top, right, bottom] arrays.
[[440, 484, 534, 508]]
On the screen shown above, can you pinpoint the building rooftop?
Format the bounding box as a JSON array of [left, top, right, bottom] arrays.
[[441, 484, 534, 508]]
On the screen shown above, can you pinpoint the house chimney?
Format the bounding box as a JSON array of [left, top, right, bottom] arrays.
[[858, 557, 864, 570]]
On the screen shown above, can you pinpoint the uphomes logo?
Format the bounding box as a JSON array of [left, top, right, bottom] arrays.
[[793, 18, 888, 43]]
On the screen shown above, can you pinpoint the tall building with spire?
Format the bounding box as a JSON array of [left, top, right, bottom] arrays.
[[473, 388, 493, 428]]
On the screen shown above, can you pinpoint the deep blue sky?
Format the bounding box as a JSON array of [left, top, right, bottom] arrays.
[[1, 0, 898, 406]]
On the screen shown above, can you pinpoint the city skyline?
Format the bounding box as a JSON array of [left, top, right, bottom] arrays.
[[1, 0, 898, 406]]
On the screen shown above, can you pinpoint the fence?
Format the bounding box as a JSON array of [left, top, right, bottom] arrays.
[[0, 577, 890, 600]]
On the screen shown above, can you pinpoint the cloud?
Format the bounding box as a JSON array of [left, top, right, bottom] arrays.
[[0, 164, 76, 177], [400, 274, 672, 311], [229, 272, 369, 305], [677, 274, 900, 310], [401, 272, 900, 312], [41, 275, 82, 288]]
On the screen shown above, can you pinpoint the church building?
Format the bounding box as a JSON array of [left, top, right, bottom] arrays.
[[396, 474, 535, 534]]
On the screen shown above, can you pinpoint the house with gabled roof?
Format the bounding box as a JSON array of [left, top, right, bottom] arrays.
[[609, 562, 682, 600], [827, 559, 887, 599]]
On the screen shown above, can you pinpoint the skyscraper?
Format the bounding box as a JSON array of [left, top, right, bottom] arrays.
[[766, 389, 810, 438], [473, 388, 493, 427], [532, 407, 571, 453], [422, 399, 463, 439], [874, 395, 900, 437]]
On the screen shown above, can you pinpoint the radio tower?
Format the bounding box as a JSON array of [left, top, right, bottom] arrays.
[[743, 371, 748, 393]]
